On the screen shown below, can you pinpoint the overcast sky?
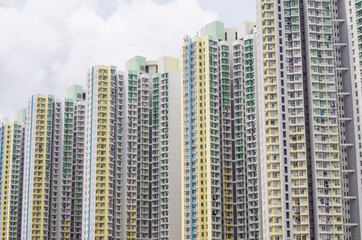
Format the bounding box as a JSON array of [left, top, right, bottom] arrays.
[[0, 0, 256, 120]]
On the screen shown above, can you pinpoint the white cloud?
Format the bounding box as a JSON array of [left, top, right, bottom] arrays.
[[0, 0, 217, 120]]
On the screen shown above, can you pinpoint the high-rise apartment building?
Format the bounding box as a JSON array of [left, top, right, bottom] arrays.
[[123, 58, 149, 239], [181, 23, 232, 239], [232, 25, 261, 240], [67, 85, 86, 240], [60, 86, 86, 239], [256, 0, 360, 239], [21, 92, 86, 240], [82, 56, 181, 240], [345, 0, 362, 238], [82, 65, 123, 240], [22, 94, 63, 240], [0, 120, 25, 239], [181, 21, 260, 240], [135, 56, 181, 240]]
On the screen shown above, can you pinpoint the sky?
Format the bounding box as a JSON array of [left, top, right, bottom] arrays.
[[0, 0, 256, 120]]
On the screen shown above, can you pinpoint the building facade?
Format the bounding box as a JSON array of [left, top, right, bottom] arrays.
[[21, 94, 62, 240], [345, 0, 362, 238], [0, 120, 25, 240], [181, 21, 262, 240], [21, 91, 86, 240], [82, 65, 123, 240], [82, 57, 181, 240], [256, 0, 360, 239], [68, 86, 86, 240], [232, 27, 261, 240], [144, 56, 181, 240], [122, 56, 181, 240], [60, 86, 87, 239]]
